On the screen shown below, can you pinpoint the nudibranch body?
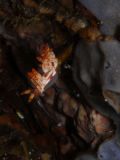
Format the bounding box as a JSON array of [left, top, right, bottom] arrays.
[[21, 44, 58, 102]]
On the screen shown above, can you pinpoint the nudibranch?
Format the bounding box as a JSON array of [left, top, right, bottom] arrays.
[[21, 44, 58, 102]]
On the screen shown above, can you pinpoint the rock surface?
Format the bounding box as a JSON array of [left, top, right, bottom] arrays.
[[79, 0, 120, 35], [98, 139, 120, 160], [99, 40, 120, 93]]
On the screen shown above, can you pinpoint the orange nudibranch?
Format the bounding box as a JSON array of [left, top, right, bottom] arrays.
[[27, 44, 58, 97]]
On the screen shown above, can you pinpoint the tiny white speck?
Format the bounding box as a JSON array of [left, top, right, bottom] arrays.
[[76, 93, 80, 97], [29, 152, 32, 155], [105, 99, 108, 102], [64, 64, 71, 69], [57, 123, 62, 127], [16, 111, 24, 119]]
